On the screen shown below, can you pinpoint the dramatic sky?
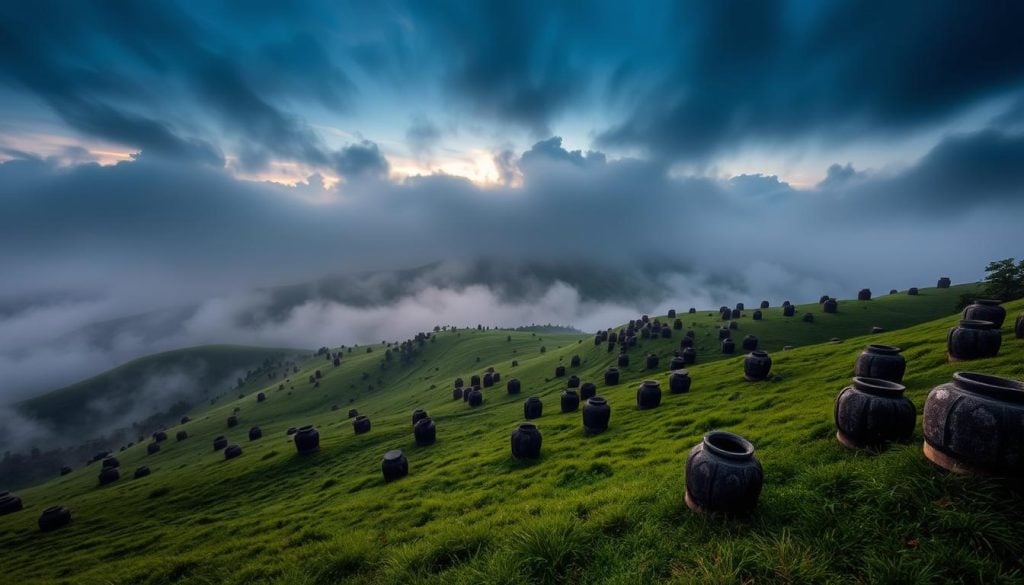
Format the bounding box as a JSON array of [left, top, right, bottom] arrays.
[[2, 1, 1024, 400]]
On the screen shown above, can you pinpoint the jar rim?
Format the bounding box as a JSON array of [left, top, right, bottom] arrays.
[[703, 430, 755, 459]]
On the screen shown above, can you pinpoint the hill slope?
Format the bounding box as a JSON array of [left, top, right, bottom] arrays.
[[1, 287, 1022, 584]]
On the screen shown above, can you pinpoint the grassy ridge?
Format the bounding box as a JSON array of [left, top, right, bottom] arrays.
[[2, 285, 1023, 584]]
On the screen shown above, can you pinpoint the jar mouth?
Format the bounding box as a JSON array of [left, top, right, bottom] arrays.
[[866, 344, 901, 354], [953, 372, 1024, 403], [518, 423, 539, 432], [852, 376, 906, 396], [959, 319, 995, 329], [670, 369, 690, 376], [588, 396, 607, 405], [643, 380, 659, 386], [750, 350, 768, 358], [383, 449, 404, 460], [973, 299, 1002, 306], [43, 506, 62, 513], [298, 425, 315, 432], [416, 417, 433, 425], [703, 431, 755, 459], [355, 415, 368, 421]]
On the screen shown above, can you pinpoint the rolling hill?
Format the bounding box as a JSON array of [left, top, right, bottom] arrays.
[[1, 284, 1022, 584]]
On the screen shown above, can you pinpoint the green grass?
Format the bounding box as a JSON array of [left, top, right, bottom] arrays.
[[2, 284, 1023, 584]]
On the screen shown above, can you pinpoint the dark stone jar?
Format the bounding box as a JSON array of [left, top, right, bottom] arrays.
[[682, 347, 697, 364], [636, 380, 662, 410], [760, 300, 769, 309], [133, 466, 151, 479], [583, 396, 611, 434], [467, 389, 483, 407], [617, 353, 629, 367], [147, 442, 161, 455], [668, 309, 677, 318], [567, 375, 580, 388], [102, 456, 120, 469], [669, 370, 692, 393], [923, 372, 1024, 476], [470, 374, 481, 387], [382, 449, 408, 482], [412, 409, 428, 426], [818, 295, 830, 304], [348, 409, 358, 418], [153, 431, 167, 443], [580, 382, 597, 400], [38, 506, 72, 532], [249, 426, 263, 441], [680, 336, 694, 348], [731, 309, 741, 319], [721, 339, 735, 354], [736, 303, 745, 311], [858, 289, 872, 301], [673, 318, 683, 330], [962, 299, 1006, 328], [452, 387, 463, 400], [1016, 314, 1024, 339], [98, 467, 120, 485], [752, 310, 762, 321], [414, 417, 436, 446], [0, 492, 23, 516], [524, 396, 543, 420], [511, 423, 542, 460], [454, 377, 464, 388], [294, 426, 320, 455], [834, 377, 915, 450], [604, 367, 620, 386], [227, 416, 238, 428], [741, 335, 758, 351], [555, 365, 566, 378], [561, 390, 581, 412], [823, 298, 838, 313], [854, 345, 906, 383], [947, 319, 1001, 361], [646, 354, 659, 369], [908, 287, 919, 295], [507, 378, 521, 394], [224, 444, 243, 460], [743, 351, 772, 381], [661, 327, 672, 339], [482, 372, 494, 388], [718, 327, 731, 340], [213, 436, 228, 451], [689, 307, 697, 313], [937, 277, 951, 288], [176, 430, 188, 442], [783, 305, 795, 317], [670, 356, 686, 370], [353, 415, 371, 434], [257, 392, 266, 402], [571, 355, 581, 367], [492, 371, 501, 383], [685, 431, 763, 515]]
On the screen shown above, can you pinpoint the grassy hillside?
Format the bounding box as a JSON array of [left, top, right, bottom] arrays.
[[2, 286, 1022, 584]]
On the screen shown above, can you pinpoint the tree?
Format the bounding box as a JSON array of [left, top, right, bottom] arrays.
[[983, 258, 1024, 300]]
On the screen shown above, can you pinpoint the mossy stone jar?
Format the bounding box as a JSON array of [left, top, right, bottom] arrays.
[[743, 351, 772, 381], [962, 299, 1006, 328], [294, 426, 320, 455], [636, 380, 662, 410], [604, 367, 620, 386], [783, 305, 796, 317], [721, 339, 735, 354], [682, 347, 697, 364], [98, 467, 120, 486], [506, 378, 521, 395], [382, 449, 408, 482], [224, 444, 243, 460], [511, 423, 542, 460], [412, 409, 428, 426], [0, 492, 23, 516], [617, 353, 629, 367], [669, 370, 692, 394], [524, 396, 543, 420], [580, 382, 597, 400], [467, 389, 483, 407], [133, 466, 151, 479], [147, 442, 161, 455], [249, 426, 263, 441], [834, 377, 915, 450], [561, 390, 581, 412], [741, 335, 758, 352], [583, 397, 611, 434], [646, 354, 659, 369], [38, 506, 72, 532], [353, 415, 371, 434], [923, 372, 1024, 476], [854, 344, 906, 383], [414, 417, 436, 446], [213, 436, 228, 451], [567, 375, 580, 389], [947, 319, 1001, 361], [685, 431, 763, 515], [752, 310, 762, 321]]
